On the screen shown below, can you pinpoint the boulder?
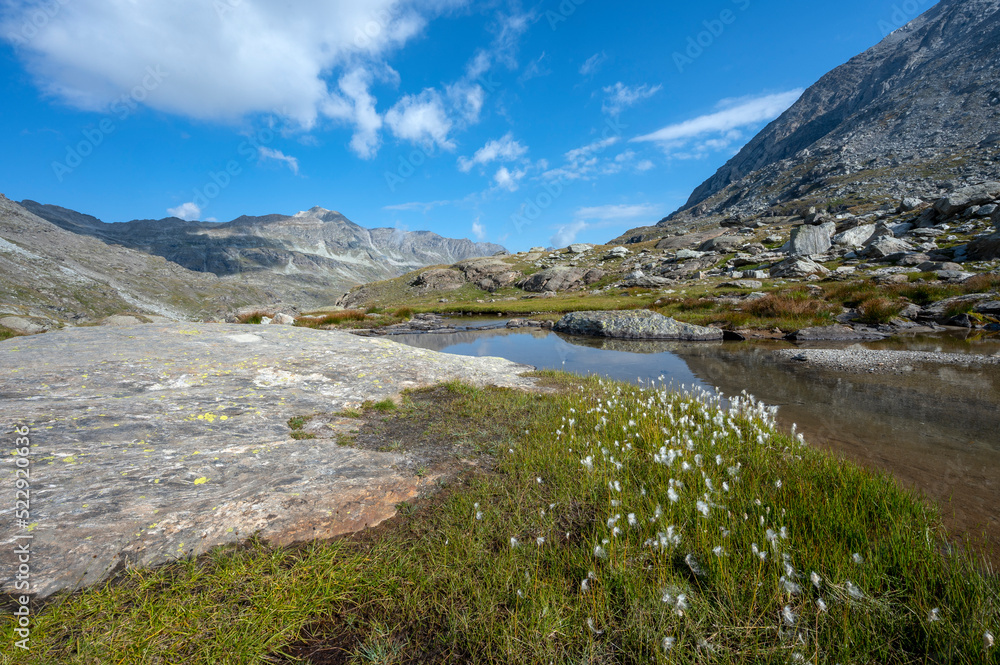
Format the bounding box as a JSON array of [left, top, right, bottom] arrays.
[[899, 197, 924, 212], [933, 182, 1000, 217], [518, 267, 604, 293], [896, 253, 932, 267], [916, 261, 963, 272], [832, 224, 876, 248], [675, 249, 706, 260], [99, 315, 148, 327], [455, 258, 522, 287], [0, 316, 48, 334], [787, 325, 888, 341], [624, 276, 673, 288], [719, 280, 763, 290], [699, 235, 744, 253], [270, 313, 296, 325], [554, 310, 723, 341], [861, 235, 914, 260], [919, 294, 994, 320], [974, 204, 997, 217], [412, 269, 466, 291], [604, 246, 630, 259], [770, 257, 831, 278], [787, 222, 835, 257], [966, 232, 1000, 260], [567, 243, 594, 254], [994, 206, 1000, 231]]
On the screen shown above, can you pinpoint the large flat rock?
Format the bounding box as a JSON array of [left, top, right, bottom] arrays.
[[0, 323, 535, 598], [554, 310, 724, 341]]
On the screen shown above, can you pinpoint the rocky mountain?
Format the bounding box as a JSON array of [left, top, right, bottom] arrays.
[[19, 202, 505, 308], [0, 195, 267, 323], [666, 0, 1000, 224]]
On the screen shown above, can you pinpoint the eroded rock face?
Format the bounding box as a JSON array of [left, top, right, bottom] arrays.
[[518, 267, 604, 293], [412, 268, 466, 292], [0, 323, 536, 598], [554, 310, 723, 341], [787, 223, 835, 257]]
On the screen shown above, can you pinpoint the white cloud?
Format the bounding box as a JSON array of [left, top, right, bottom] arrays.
[[472, 218, 487, 241], [493, 166, 526, 191], [385, 88, 455, 150], [458, 133, 528, 172], [631, 90, 804, 157], [2, 0, 431, 128], [579, 52, 607, 76], [382, 200, 452, 212], [550, 220, 587, 248], [602, 82, 662, 117], [518, 52, 551, 84], [542, 136, 620, 182], [258, 147, 300, 175], [167, 202, 202, 221], [550, 203, 660, 248]]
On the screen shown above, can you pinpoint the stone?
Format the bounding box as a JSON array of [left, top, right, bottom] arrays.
[[916, 261, 963, 272], [933, 182, 1000, 217], [0, 322, 538, 598], [530, 246, 546, 253], [896, 253, 932, 267], [976, 203, 997, 217], [973, 300, 1000, 316], [567, 243, 594, 254], [770, 257, 831, 278], [99, 315, 148, 327], [993, 206, 1000, 230], [967, 232, 1000, 260], [787, 325, 888, 341], [832, 224, 876, 248], [270, 313, 296, 325], [899, 197, 924, 212], [919, 293, 994, 320], [699, 235, 744, 253], [518, 267, 604, 293], [624, 270, 645, 280], [675, 249, 706, 260], [935, 270, 977, 281], [788, 222, 835, 257], [719, 280, 763, 290], [604, 246, 630, 259], [412, 268, 466, 291], [554, 310, 723, 341], [861, 235, 914, 259], [0, 315, 48, 334], [625, 276, 673, 288]]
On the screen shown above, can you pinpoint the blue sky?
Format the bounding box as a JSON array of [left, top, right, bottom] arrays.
[[0, 0, 937, 252]]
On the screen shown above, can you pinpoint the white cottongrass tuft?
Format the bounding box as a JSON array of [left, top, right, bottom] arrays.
[[509, 537, 519, 548], [816, 598, 828, 613], [594, 545, 607, 559], [696, 500, 710, 517], [985, 630, 994, 649], [810, 571, 822, 588], [662, 636, 675, 652], [782, 605, 797, 626], [927, 608, 940, 623], [580, 456, 594, 471], [581, 578, 589, 592], [536, 536, 545, 546], [845, 580, 863, 600], [476, 511, 483, 520], [852, 552, 864, 565], [586, 617, 603, 635], [667, 487, 679, 503], [685, 553, 704, 576], [627, 513, 637, 527]]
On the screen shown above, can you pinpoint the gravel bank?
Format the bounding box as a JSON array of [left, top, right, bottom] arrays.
[[776, 346, 1000, 373]]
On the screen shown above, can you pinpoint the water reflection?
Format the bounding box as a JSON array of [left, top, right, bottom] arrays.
[[391, 327, 1000, 559]]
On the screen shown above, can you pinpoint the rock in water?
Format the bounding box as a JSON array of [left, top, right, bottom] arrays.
[[554, 310, 723, 341]]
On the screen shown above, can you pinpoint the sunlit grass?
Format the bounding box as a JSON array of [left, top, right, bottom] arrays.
[[4, 375, 997, 663]]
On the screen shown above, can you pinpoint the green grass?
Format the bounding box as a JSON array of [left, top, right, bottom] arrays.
[[8, 376, 997, 664], [0, 325, 20, 342], [236, 310, 275, 325]]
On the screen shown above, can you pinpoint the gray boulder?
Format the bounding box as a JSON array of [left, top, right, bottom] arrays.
[[966, 232, 1000, 260], [604, 246, 630, 259], [567, 243, 594, 254], [554, 310, 723, 341], [832, 224, 876, 248], [861, 235, 914, 260], [788, 222, 835, 257], [770, 257, 831, 278], [675, 249, 706, 260], [974, 203, 997, 217], [270, 313, 296, 325], [0, 316, 48, 334], [625, 276, 673, 288], [699, 235, 744, 253], [719, 280, 763, 290], [933, 182, 1000, 217], [519, 267, 604, 292], [899, 197, 924, 212], [993, 206, 1000, 231], [99, 315, 148, 327], [412, 269, 466, 291]]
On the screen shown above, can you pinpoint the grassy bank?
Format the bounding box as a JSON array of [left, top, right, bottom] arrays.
[[3, 375, 997, 663]]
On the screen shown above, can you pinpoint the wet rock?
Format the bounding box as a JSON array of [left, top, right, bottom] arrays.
[[770, 257, 831, 278], [787, 325, 888, 341], [933, 182, 1000, 217], [0, 323, 537, 598], [554, 310, 723, 341], [0, 315, 48, 334], [788, 223, 835, 257]]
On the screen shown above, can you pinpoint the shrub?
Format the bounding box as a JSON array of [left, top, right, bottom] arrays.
[[236, 310, 274, 324], [856, 297, 905, 324]]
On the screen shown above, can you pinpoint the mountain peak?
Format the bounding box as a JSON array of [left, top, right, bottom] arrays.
[[295, 206, 346, 221]]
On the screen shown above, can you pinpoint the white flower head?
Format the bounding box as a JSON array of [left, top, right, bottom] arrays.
[[594, 545, 607, 559], [587, 617, 603, 635], [810, 571, 822, 588], [928, 608, 940, 623], [845, 580, 863, 600], [852, 552, 864, 565], [536, 536, 545, 546], [509, 537, 519, 548], [782, 605, 797, 626], [662, 636, 675, 652], [984, 630, 994, 649], [816, 598, 828, 613]]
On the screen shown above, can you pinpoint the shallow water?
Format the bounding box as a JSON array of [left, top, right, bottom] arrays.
[[391, 324, 1000, 561]]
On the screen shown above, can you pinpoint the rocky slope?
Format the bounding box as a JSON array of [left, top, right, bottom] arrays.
[[21, 201, 505, 306], [669, 0, 1000, 223], [0, 195, 267, 324]]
